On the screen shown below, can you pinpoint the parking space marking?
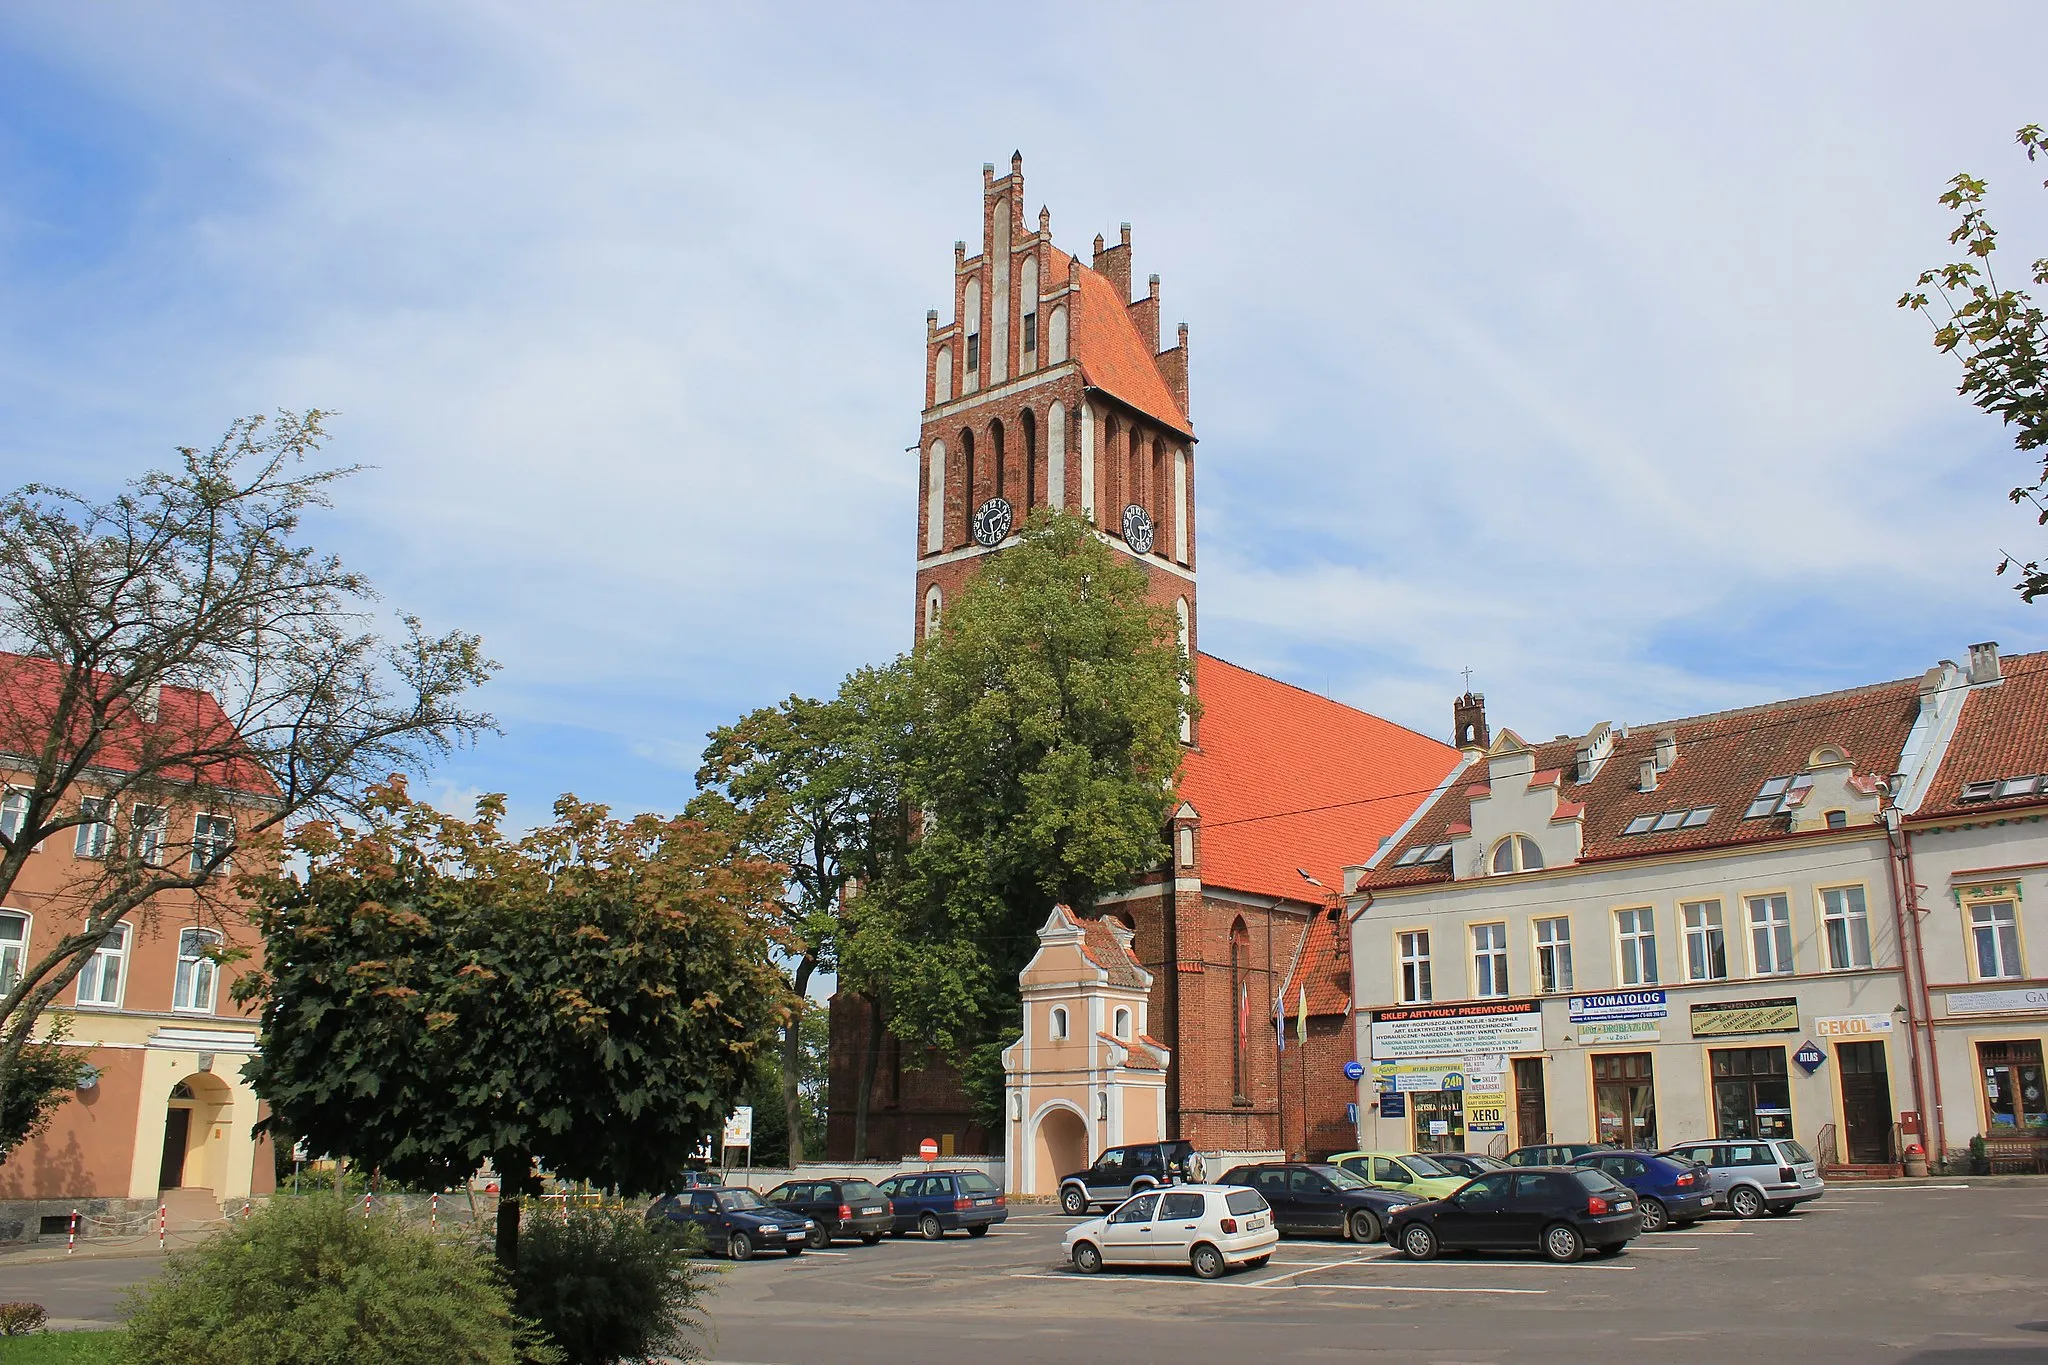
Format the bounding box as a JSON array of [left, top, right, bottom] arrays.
[[1243, 1254, 1381, 1286], [1352, 1257, 1638, 1272], [1303, 1283, 1548, 1296]]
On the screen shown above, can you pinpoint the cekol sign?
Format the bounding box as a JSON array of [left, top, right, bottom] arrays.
[[1812, 1013, 1895, 1039]]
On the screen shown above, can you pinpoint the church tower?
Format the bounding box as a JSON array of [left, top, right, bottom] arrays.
[[913, 154, 1200, 738]]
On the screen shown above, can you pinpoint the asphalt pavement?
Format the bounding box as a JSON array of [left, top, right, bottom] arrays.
[[5, 1185, 2048, 1363]]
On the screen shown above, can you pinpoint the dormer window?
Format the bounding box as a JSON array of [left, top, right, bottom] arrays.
[[1490, 835, 1544, 875]]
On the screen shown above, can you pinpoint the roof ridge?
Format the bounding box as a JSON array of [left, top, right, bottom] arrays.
[[1197, 652, 1457, 749], [1623, 672, 1922, 735]]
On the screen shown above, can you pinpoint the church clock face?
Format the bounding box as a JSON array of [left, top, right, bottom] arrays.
[[972, 496, 1014, 547], [1121, 503, 1155, 555]]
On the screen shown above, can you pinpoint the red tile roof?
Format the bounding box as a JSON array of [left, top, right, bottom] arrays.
[[1181, 655, 1461, 903], [1366, 674, 1923, 890], [0, 651, 278, 798], [1063, 258, 1190, 436], [1915, 649, 2048, 822], [1072, 908, 1150, 990], [1277, 910, 1353, 1017]]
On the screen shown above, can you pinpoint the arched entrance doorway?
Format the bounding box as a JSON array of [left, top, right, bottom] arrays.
[[1032, 1105, 1089, 1195], [159, 1073, 233, 1194]]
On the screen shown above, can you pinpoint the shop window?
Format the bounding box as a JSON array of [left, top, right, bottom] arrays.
[[1472, 923, 1509, 997], [1592, 1052, 1657, 1149], [1746, 894, 1794, 975], [1711, 1046, 1792, 1140], [1533, 916, 1572, 993], [1398, 930, 1432, 1004], [1683, 900, 1729, 981], [1821, 885, 1872, 970], [1978, 1040, 2048, 1132], [1970, 899, 2023, 980], [1410, 1090, 1464, 1153], [1616, 907, 1657, 986]]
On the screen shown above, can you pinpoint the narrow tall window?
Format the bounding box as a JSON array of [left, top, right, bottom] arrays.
[[1534, 916, 1573, 993], [960, 428, 977, 543], [1399, 930, 1432, 1004], [933, 345, 953, 404], [966, 331, 980, 373], [1022, 310, 1037, 354], [131, 805, 166, 865], [76, 924, 130, 1007], [1971, 900, 2023, 979], [1230, 920, 1251, 1099], [1172, 449, 1189, 562], [1617, 907, 1658, 986], [0, 789, 25, 843], [1683, 900, 1729, 981], [924, 440, 947, 554], [0, 912, 25, 993], [173, 927, 223, 1012], [924, 586, 942, 640], [1050, 1006, 1068, 1041], [1473, 923, 1509, 998], [1021, 408, 1038, 510], [191, 813, 233, 877], [1046, 403, 1067, 509], [74, 796, 110, 858], [1048, 304, 1069, 363], [1113, 1007, 1131, 1040], [1747, 894, 1794, 975], [963, 279, 981, 390], [1175, 598, 1192, 744], [1821, 886, 1872, 970], [991, 420, 1007, 506]]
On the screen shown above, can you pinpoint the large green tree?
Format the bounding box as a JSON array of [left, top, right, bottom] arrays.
[[1903, 123, 2048, 601], [238, 782, 789, 1266], [840, 509, 1193, 1134]]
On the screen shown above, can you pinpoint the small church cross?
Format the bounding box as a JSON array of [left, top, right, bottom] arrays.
[[1460, 666, 1474, 694]]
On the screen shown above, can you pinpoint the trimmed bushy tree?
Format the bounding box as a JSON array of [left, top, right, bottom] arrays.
[[507, 1208, 709, 1364]]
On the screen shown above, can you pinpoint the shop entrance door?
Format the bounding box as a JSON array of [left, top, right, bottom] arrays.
[[1838, 1042, 1893, 1164], [1592, 1052, 1657, 1150], [1410, 1090, 1466, 1153], [1514, 1058, 1547, 1147]]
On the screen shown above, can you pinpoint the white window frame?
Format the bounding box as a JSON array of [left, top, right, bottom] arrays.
[[75, 923, 131, 1008], [1398, 930, 1433, 1004], [1746, 893, 1795, 976], [0, 910, 27, 995], [1113, 1007, 1131, 1040], [0, 788, 27, 844], [1534, 916, 1573, 994], [1820, 885, 1872, 971], [173, 926, 224, 1013], [1489, 834, 1544, 875], [191, 812, 234, 877], [1683, 899, 1729, 982], [1472, 922, 1509, 998], [1969, 899, 2023, 981], [131, 804, 167, 866], [74, 796, 112, 859], [1050, 1006, 1069, 1041], [1616, 907, 1658, 986]]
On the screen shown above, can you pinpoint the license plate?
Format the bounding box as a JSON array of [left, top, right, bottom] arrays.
[[975, 1198, 994, 1206], [1246, 1215, 1268, 1230], [1614, 1201, 1633, 1212], [862, 1206, 883, 1215]]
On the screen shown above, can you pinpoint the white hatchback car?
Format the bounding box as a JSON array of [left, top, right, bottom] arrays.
[[1064, 1184, 1280, 1278]]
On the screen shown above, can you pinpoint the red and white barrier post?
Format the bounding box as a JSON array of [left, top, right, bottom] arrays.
[[362, 1191, 372, 1221], [157, 1202, 167, 1253], [66, 1209, 76, 1255], [431, 1191, 439, 1231]]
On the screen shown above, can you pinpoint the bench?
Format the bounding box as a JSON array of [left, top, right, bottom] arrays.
[[1983, 1133, 2048, 1174]]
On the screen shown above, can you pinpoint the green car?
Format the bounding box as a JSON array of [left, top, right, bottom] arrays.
[[1328, 1150, 1471, 1201]]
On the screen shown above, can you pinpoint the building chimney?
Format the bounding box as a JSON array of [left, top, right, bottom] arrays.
[[1968, 641, 2003, 686], [1638, 757, 1659, 793], [135, 679, 163, 724], [1453, 692, 1489, 751], [1654, 730, 1677, 772]]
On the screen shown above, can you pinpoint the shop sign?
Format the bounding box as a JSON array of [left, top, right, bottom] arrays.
[[1463, 1066, 1509, 1134], [1792, 1040, 1827, 1074], [1380, 1092, 1407, 1118], [1369, 999, 1544, 1060], [1576, 1018, 1660, 1045], [1689, 996, 1800, 1039], [1343, 1060, 1366, 1081], [1946, 986, 2048, 1016], [1569, 990, 1668, 1023], [1373, 1062, 1466, 1093], [1812, 1013, 1895, 1038]]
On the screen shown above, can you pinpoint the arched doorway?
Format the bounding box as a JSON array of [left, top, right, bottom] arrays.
[[160, 1072, 233, 1194], [1032, 1105, 1089, 1195]]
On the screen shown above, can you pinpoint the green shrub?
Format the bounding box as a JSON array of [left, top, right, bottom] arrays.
[[0, 1330, 124, 1362], [0, 1300, 48, 1334], [121, 1194, 556, 1365], [505, 1208, 708, 1364]]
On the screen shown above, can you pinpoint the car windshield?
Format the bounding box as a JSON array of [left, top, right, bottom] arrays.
[[1572, 1169, 1627, 1194], [1402, 1154, 1451, 1177], [1779, 1141, 1814, 1165], [1224, 1188, 1268, 1215], [1468, 1156, 1507, 1170], [960, 1172, 1000, 1194], [716, 1189, 766, 1211], [842, 1181, 880, 1200], [1315, 1165, 1371, 1190]]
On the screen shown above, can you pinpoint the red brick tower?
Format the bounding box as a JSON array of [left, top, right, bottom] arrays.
[[912, 154, 1198, 738]]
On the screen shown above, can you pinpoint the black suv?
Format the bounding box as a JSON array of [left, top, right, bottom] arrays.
[[1217, 1162, 1420, 1244], [645, 1185, 816, 1261], [1387, 1166, 1641, 1263], [1058, 1140, 1199, 1215], [760, 1177, 894, 1247]]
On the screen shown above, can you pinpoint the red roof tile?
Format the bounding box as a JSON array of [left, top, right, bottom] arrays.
[[1070, 266, 1190, 435], [1366, 674, 1923, 890], [1915, 650, 2048, 822], [1277, 911, 1352, 1016], [1181, 655, 1461, 903], [1063, 905, 1149, 989]]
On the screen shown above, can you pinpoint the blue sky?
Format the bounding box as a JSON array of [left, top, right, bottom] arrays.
[[2, 2, 2044, 832]]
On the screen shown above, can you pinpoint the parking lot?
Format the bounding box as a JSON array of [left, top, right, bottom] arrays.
[[5, 1183, 2047, 1363]]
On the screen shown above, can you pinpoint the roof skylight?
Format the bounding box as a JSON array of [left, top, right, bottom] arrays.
[[1961, 775, 2043, 803], [1744, 774, 1815, 819], [1395, 842, 1454, 867], [1621, 806, 1715, 836]]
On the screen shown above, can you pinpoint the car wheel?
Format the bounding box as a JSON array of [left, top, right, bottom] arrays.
[[1190, 1243, 1227, 1279], [784, 1245, 804, 1257], [918, 1213, 944, 1240], [726, 1232, 754, 1262], [967, 1223, 990, 1237], [1729, 1186, 1765, 1220], [1638, 1198, 1668, 1233], [1061, 1185, 1088, 1216], [1347, 1209, 1381, 1244], [1542, 1223, 1583, 1263], [806, 1223, 831, 1249], [1071, 1240, 1103, 1274], [860, 1233, 882, 1246], [1400, 1223, 1439, 1261]]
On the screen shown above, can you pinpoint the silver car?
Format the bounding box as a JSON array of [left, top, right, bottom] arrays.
[[1661, 1138, 1824, 1219]]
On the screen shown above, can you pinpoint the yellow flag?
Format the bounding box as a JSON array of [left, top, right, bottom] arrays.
[[1297, 983, 1309, 1042]]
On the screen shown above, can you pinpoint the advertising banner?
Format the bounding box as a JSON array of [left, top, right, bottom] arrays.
[[1946, 986, 2048, 1016], [1576, 1019, 1660, 1045], [1373, 1062, 1466, 1093], [1568, 990, 1669, 1023], [1812, 1013, 1895, 1038], [1369, 1000, 1544, 1060], [1689, 997, 1800, 1039], [1462, 1065, 1508, 1134]]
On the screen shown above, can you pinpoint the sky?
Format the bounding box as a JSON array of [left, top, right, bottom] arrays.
[[2, 2, 2044, 833]]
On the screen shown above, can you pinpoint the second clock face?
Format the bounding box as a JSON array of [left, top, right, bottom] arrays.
[[972, 497, 1014, 547], [1121, 503, 1155, 555]]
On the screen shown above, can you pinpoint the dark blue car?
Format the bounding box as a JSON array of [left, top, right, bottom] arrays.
[[1570, 1149, 1714, 1231], [877, 1168, 1008, 1239], [645, 1185, 816, 1260]]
